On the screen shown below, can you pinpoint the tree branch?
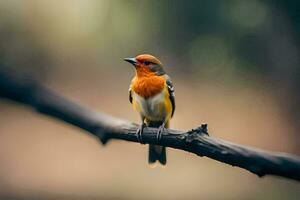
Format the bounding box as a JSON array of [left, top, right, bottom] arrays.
[[1, 68, 300, 181]]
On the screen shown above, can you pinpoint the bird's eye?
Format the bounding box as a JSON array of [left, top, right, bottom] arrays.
[[144, 61, 150, 65]]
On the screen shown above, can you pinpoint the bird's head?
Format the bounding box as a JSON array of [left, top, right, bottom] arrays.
[[124, 54, 165, 77]]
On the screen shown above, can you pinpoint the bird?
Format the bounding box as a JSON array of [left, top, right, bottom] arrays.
[[124, 54, 175, 165]]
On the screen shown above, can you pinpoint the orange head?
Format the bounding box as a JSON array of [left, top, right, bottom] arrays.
[[124, 54, 165, 77]]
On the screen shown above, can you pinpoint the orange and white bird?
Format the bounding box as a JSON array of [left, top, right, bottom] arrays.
[[124, 54, 175, 165]]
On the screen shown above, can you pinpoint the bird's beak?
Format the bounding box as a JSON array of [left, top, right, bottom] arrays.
[[124, 57, 137, 66]]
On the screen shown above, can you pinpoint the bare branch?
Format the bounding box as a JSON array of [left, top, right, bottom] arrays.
[[1, 68, 300, 181]]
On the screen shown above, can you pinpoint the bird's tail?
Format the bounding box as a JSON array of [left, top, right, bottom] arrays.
[[146, 120, 169, 166], [148, 145, 166, 165]]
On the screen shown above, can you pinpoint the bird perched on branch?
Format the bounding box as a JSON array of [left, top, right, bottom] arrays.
[[124, 54, 175, 165]]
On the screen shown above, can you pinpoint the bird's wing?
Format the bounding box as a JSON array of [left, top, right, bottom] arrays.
[[165, 75, 175, 117], [129, 87, 133, 104]]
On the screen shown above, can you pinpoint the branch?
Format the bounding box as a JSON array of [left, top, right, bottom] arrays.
[[1, 68, 300, 181]]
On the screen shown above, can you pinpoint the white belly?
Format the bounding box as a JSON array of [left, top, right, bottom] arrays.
[[133, 90, 166, 121]]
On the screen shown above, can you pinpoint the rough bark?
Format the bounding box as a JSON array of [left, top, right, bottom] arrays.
[[0, 68, 300, 181]]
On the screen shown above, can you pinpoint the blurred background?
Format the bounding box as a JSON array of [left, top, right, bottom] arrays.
[[0, 0, 299, 199]]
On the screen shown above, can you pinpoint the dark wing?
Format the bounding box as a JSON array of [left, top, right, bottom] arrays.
[[129, 88, 133, 104], [165, 75, 175, 117]]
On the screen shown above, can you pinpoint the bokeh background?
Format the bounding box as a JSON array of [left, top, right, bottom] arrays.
[[0, 0, 300, 199]]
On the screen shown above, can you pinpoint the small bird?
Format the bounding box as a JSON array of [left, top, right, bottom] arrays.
[[124, 54, 175, 165]]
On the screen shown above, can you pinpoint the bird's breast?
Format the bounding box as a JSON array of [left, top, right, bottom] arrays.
[[131, 76, 165, 99]]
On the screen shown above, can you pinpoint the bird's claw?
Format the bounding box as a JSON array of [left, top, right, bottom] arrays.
[[136, 123, 146, 144], [156, 124, 165, 141]]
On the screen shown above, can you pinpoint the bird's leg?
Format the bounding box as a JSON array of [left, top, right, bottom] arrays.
[[136, 117, 146, 144], [156, 121, 166, 141]]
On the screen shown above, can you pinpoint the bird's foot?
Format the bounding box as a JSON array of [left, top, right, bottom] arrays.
[[136, 123, 146, 144], [156, 123, 165, 141]]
